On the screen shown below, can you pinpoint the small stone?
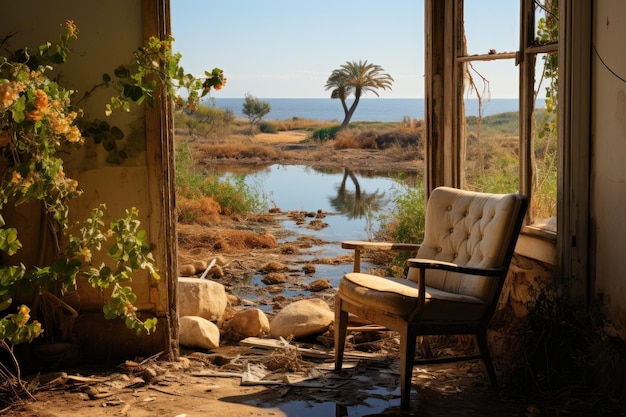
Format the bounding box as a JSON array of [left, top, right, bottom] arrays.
[[308, 278, 331, 292], [179, 316, 220, 350], [270, 299, 334, 339], [192, 260, 208, 274], [209, 264, 224, 278], [281, 244, 298, 254], [228, 309, 270, 338], [262, 272, 287, 284], [179, 264, 196, 277], [261, 261, 288, 272]]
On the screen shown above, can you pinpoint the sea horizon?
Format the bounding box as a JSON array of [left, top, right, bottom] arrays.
[[209, 97, 545, 123]]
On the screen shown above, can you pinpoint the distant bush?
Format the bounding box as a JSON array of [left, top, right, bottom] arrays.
[[259, 121, 278, 133], [175, 104, 233, 137], [466, 112, 519, 137], [332, 127, 422, 150], [311, 125, 342, 141]]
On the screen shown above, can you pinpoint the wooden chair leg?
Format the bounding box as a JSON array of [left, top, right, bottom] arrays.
[[399, 326, 417, 409], [334, 298, 349, 372], [474, 332, 498, 386]]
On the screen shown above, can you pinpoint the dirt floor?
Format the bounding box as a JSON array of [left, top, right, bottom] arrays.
[[0, 132, 577, 416]]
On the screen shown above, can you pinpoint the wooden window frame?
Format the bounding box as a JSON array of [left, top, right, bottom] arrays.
[[425, 0, 591, 294]]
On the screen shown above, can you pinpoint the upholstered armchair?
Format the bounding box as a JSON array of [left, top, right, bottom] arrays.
[[334, 186, 528, 409]]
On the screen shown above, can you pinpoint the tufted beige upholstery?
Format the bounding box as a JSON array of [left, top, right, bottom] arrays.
[[334, 186, 528, 409]]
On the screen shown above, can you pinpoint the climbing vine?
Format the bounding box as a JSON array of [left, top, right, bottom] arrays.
[[0, 20, 224, 401]]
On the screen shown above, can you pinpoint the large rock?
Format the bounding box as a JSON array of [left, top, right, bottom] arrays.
[[178, 277, 227, 321], [179, 316, 220, 350], [270, 299, 334, 339], [228, 309, 270, 338]]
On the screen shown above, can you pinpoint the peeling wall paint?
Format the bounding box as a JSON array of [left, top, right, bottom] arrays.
[[591, 0, 626, 339]]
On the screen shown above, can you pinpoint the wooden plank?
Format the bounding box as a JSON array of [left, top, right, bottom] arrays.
[[238, 337, 383, 361]]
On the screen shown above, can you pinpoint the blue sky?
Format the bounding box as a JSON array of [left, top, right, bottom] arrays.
[[171, 0, 520, 99]]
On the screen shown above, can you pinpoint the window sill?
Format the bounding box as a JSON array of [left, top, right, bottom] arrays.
[[515, 226, 557, 265]]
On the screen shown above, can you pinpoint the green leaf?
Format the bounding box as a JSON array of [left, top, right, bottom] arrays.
[[0, 298, 12, 311], [114, 66, 130, 79], [111, 126, 125, 140], [123, 84, 143, 102]]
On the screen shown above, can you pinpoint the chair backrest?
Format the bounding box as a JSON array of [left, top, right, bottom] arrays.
[[410, 186, 528, 303]]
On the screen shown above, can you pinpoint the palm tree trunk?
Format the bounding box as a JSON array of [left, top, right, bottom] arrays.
[[340, 96, 361, 130]]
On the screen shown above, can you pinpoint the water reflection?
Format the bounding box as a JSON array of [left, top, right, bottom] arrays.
[[217, 164, 415, 242], [329, 168, 389, 220]]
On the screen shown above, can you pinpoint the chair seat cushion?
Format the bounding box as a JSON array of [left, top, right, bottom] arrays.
[[339, 272, 487, 321]]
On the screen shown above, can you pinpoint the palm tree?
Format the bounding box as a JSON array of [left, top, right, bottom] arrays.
[[324, 60, 394, 130]]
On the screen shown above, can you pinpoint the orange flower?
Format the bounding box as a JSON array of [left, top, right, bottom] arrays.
[[34, 89, 48, 110], [26, 109, 43, 121], [64, 20, 78, 37], [0, 82, 20, 110], [51, 115, 71, 135], [124, 304, 136, 315], [66, 125, 82, 143], [17, 305, 31, 328], [11, 171, 22, 184], [22, 173, 34, 189]]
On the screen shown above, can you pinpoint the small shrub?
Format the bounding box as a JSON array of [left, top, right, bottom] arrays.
[[259, 121, 278, 133], [334, 129, 378, 149], [311, 125, 341, 142], [332, 134, 361, 149], [374, 177, 426, 275], [177, 196, 221, 225], [175, 141, 267, 216], [195, 174, 266, 215]]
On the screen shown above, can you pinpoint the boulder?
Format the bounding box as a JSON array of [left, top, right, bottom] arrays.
[[178, 277, 227, 321], [228, 309, 270, 338], [270, 299, 334, 339], [179, 316, 220, 350]]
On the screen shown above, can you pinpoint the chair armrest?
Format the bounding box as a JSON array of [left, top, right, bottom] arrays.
[[406, 258, 506, 277], [341, 240, 420, 251], [341, 241, 420, 273], [405, 258, 507, 323]]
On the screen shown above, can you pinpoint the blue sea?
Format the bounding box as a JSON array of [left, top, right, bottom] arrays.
[[210, 98, 542, 122]]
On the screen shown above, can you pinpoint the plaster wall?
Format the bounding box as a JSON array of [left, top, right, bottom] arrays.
[[0, 1, 171, 354], [591, 0, 626, 336]]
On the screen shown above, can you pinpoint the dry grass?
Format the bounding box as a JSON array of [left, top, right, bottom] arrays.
[[333, 126, 423, 151], [334, 129, 378, 149], [178, 196, 221, 225], [177, 223, 277, 253], [194, 142, 280, 160], [267, 118, 336, 131]]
